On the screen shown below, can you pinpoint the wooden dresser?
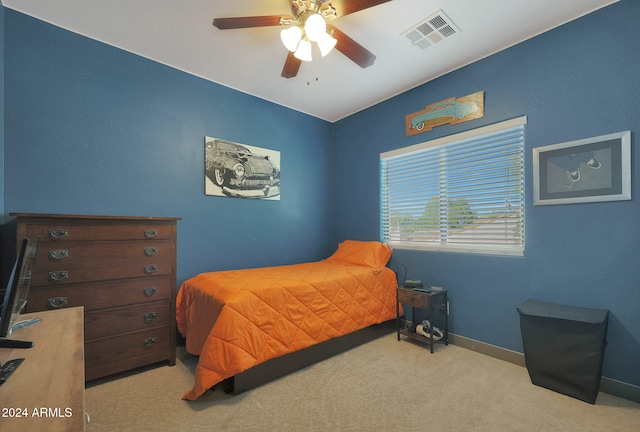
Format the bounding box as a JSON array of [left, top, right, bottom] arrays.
[[11, 213, 180, 381]]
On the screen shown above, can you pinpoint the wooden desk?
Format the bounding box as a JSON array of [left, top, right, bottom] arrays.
[[0, 307, 85, 432]]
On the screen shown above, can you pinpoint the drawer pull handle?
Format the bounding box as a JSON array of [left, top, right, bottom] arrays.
[[48, 271, 69, 282], [48, 297, 68, 309], [143, 312, 157, 323], [144, 229, 158, 239], [144, 247, 158, 256], [48, 249, 69, 261], [48, 229, 69, 240], [144, 264, 158, 274], [143, 337, 157, 348], [143, 286, 157, 297]]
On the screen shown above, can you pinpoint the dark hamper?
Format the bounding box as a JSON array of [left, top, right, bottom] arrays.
[[517, 299, 608, 404]]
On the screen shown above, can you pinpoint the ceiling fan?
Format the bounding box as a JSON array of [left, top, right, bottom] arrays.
[[212, 0, 392, 78]]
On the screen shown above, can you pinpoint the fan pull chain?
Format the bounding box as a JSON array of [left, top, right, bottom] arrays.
[[307, 44, 320, 86], [315, 44, 320, 82]]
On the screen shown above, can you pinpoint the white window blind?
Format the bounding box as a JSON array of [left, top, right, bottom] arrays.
[[380, 117, 526, 256]]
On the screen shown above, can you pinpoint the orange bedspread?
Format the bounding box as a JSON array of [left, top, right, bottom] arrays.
[[176, 240, 398, 400]]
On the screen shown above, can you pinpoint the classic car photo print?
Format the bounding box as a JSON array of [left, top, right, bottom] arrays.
[[205, 137, 281, 200], [532, 130, 631, 205]]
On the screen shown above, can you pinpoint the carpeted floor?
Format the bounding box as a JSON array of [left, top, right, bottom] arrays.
[[85, 334, 640, 431]]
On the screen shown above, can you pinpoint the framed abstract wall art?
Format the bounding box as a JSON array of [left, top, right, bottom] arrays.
[[533, 131, 631, 205]]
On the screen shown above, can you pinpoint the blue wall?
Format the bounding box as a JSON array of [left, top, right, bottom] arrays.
[[2, 10, 336, 284], [333, 0, 640, 388], [1, 3, 5, 219], [2, 1, 639, 391], [0, 4, 7, 287]]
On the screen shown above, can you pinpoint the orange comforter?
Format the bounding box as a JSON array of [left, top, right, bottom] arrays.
[[176, 240, 398, 400]]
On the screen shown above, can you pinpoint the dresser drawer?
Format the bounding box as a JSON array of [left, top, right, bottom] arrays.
[[31, 240, 174, 286], [85, 301, 170, 340], [23, 222, 174, 242], [85, 328, 171, 381], [35, 240, 174, 265], [26, 276, 171, 312], [397, 288, 432, 309]]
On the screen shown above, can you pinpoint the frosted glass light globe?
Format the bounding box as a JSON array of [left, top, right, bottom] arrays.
[[281, 26, 303, 52], [304, 14, 326, 42], [317, 32, 337, 56], [294, 38, 312, 62]]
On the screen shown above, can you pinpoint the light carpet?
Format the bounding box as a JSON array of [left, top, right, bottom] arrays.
[[85, 334, 640, 431]]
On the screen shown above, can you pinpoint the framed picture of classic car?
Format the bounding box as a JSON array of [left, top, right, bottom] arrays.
[[533, 130, 631, 206], [205, 137, 281, 200]]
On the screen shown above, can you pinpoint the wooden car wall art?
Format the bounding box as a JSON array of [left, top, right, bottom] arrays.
[[405, 91, 484, 136]]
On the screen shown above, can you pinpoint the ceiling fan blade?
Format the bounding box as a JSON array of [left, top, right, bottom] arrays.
[[329, 0, 392, 17], [281, 52, 302, 78], [212, 15, 288, 30], [327, 24, 376, 69]]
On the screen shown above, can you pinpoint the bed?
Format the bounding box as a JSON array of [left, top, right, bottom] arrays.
[[176, 240, 399, 400]]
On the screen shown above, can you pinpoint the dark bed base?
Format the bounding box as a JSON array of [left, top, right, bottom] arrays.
[[221, 319, 396, 394]]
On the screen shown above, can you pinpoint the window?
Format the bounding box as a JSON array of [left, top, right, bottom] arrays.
[[380, 117, 526, 256]]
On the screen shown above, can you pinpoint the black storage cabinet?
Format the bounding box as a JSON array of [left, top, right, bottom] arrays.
[[517, 299, 608, 404]]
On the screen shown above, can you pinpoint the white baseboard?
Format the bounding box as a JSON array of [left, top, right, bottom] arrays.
[[449, 333, 640, 404]]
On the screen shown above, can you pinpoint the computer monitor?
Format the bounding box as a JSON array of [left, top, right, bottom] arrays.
[[0, 237, 39, 348]]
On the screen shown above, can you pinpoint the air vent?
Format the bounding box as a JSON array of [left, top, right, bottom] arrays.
[[402, 10, 459, 50]]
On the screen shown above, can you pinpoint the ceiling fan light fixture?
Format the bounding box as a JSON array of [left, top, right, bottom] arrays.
[[280, 26, 303, 52], [304, 13, 326, 42], [317, 32, 337, 57], [294, 38, 312, 62]]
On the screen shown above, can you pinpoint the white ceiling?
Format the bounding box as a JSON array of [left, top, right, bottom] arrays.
[[4, 0, 618, 122]]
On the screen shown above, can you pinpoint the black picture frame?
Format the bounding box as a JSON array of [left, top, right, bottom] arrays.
[[533, 131, 631, 205]]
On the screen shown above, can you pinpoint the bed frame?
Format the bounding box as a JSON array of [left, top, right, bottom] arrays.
[[221, 318, 396, 394]]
